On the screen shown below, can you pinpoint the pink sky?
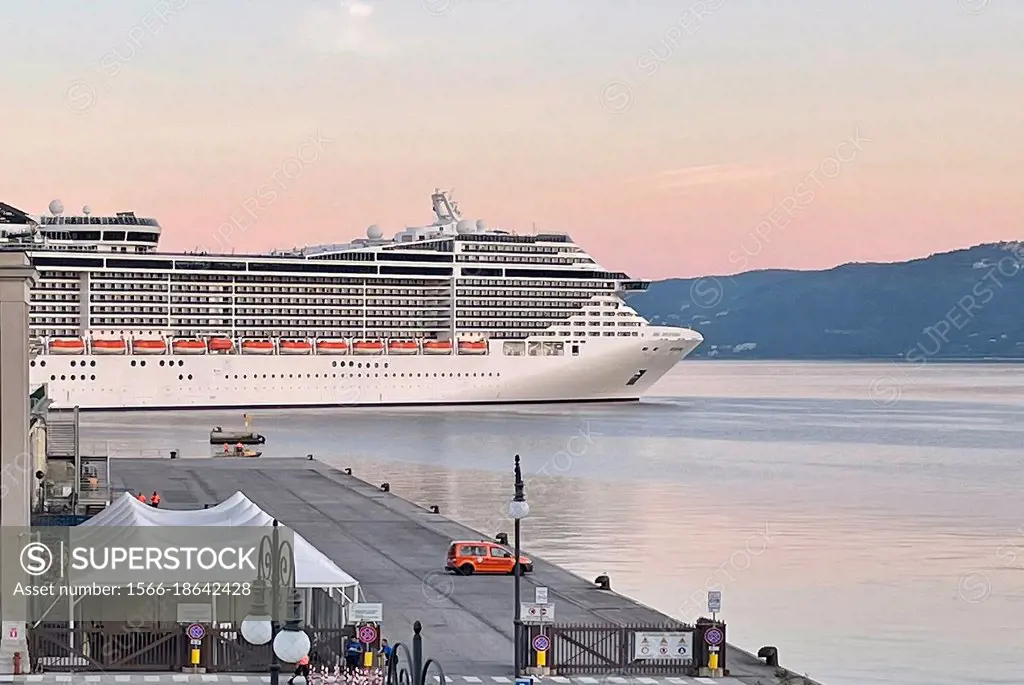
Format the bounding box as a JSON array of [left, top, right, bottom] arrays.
[[2, 1, 1021, 280]]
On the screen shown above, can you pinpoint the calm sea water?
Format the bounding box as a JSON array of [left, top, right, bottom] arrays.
[[81, 361, 1024, 685]]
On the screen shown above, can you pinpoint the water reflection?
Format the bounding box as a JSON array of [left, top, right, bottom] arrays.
[[79, 362, 1024, 685]]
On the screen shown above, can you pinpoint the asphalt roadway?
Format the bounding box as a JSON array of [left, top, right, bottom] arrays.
[[111, 458, 801, 684]]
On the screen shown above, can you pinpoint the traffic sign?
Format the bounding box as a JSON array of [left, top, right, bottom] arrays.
[[707, 591, 721, 613], [349, 603, 384, 624], [357, 624, 378, 644], [704, 627, 724, 646], [535, 586, 548, 604], [186, 623, 205, 640], [532, 634, 550, 652], [520, 602, 555, 623]]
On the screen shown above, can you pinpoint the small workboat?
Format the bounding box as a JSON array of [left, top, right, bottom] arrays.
[[209, 427, 266, 445]]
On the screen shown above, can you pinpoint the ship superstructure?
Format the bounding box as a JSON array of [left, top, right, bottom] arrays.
[[1, 192, 702, 409]]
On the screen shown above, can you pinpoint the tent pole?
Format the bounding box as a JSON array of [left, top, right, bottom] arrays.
[[211, 596, 218, 669], [69, 594, 76, 650]]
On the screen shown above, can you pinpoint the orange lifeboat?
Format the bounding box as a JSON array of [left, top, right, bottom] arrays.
[[457, 340, 488, 355], [423, 340, 453, 355], [241, 340, 275, 355], [171, 339, 207, 355], [132, 339, 167, 355], [316, 339, 349, 355], [388, 340, 419, 355], [92, 338, 127, 355], [352, 340, 384, 355], [49, 338, 85, 355], [208, 337, 235, 353], [280, 340, 312, 355]]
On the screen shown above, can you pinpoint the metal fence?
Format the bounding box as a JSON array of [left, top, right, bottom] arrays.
[[27, 624, 350, 673], [520, 621, 727, 676]]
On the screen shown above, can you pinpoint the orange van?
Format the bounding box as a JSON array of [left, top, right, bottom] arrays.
[[446, 540, 533, 575]]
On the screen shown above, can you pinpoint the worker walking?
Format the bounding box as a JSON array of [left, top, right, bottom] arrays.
[[287, 653, 310, 685], [223, 443, 230, 454], [151, 492, 161, 508], [136, 492, 147, 503]]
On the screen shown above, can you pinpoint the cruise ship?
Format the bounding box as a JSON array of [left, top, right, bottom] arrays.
[[0, 191, 702, 410]]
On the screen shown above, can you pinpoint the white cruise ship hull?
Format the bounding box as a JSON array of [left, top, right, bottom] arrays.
[[32, 330, 700, 410]]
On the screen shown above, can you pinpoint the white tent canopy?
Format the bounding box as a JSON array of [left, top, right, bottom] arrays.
[[80, 491, 360, 591]]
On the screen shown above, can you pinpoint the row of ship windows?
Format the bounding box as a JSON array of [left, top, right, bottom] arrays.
[[455, 255, 577, 265], [83, 295, 603, 307], [33, 316, 451, 325], [43, 371, 503, 383], [37, 275, 453, 288], [36, 278, 614, 300], [460, 244, 567, 255], [459, 280, 613, 289], [86, 273, 450, 286], [37, 277, 615, 293], [50, 308, 453, 317], [33, 316, 580, 328], [75, 296, 455, 306], [33, 309, 605, 320], [31, 329, 545, 340], [30, 303, 624, 315]]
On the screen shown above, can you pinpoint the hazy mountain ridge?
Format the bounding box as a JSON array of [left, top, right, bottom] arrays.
[[631, 243, 1024, 359]]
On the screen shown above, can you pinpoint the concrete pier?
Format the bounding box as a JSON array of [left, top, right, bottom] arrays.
[[108, 457, 817, 684]]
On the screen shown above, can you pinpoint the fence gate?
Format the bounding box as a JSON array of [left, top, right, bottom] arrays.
[[29, 625, 185, 672], [546, 625, 626, 674], [208, 627, 272, 672], [522, 623, 699, 675]]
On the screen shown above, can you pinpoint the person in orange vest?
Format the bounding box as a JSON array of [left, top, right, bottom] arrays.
[[151, 492, 161, 508], [235, 441, 244, 455], [136, 492, 147, 503], [223, 443, 230, 454], [288, 653, 310, 685]]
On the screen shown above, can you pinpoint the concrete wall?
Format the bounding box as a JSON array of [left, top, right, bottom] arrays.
[[0, 252, 38, 672]]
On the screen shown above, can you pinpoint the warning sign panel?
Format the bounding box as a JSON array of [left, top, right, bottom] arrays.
[[632, 632, 693, 663]]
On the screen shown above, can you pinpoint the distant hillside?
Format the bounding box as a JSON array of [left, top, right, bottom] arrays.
[[630, 243, 1024, 359]]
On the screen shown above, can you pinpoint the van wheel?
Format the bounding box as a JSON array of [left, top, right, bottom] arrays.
[[458, 563, 475, 576]]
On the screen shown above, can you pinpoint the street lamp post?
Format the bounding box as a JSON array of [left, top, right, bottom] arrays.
[[508, 454, 530, 677], [239, 520, 310, 685]]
